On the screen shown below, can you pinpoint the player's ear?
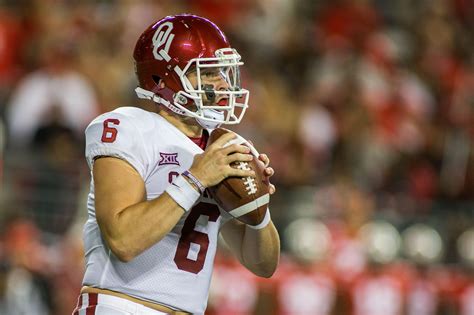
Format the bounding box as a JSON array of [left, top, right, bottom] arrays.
[[158, 79, 166, 89], [151, 75, 166, 89]]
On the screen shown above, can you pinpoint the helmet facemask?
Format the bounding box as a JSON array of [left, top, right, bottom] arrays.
[[177, 48, 249, 128], [136, 48, 249, 129]]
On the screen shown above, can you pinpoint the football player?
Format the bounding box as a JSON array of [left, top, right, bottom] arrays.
[[272, 219, 338, 315], [207, 238, 260, 315], [349, 221, 406, 315], [73, 14, 280, 315], [454, 228, 474, 315], [402, 224, 443, 315]]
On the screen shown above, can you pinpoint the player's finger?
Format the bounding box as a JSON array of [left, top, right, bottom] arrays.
[[269, 184, 276, 194], [209, 132, 237, 149], [264, 167, 274, 177], [259, 153, 270, 167], [225, 153, 253, 164], [227, 166, 255, 178], [221, 143, 250, 156]]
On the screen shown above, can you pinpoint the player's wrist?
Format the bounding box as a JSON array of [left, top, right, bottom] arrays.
[[246, 209, 271, 230], [182, 170, 206, 194], [165, 174, 201, 212]]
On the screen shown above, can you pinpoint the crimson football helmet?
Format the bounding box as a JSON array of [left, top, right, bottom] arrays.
[[284, 218, 332, 264], [133, 14, 249, 128], [402, 224, 443, 265], [359, 220, 401, 264]]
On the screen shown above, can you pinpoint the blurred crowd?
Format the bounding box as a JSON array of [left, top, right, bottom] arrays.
[[0, 0, 473, 314]]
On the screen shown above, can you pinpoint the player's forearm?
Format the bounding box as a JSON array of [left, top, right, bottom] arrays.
[[100, 194, 185, 262], [241, 221, 280, 278]]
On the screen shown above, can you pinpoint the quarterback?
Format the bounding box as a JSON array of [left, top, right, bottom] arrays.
[[73, 14, 280, 315]]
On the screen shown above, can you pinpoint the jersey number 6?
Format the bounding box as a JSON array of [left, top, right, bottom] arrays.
[[174, 203, 220, 274], [101, 119, 120, 143]]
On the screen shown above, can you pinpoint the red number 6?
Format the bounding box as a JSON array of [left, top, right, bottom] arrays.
[[174, 203, 220, 274], [101, 119, 120, 143]]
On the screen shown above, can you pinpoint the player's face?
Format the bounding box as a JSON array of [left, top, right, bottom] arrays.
[[186, 67, 230, 106]]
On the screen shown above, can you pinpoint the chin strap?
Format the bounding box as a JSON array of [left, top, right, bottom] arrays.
[[135, 87, 186, 115], [136, 87, 224, 129], [196, 109, 223, 129]]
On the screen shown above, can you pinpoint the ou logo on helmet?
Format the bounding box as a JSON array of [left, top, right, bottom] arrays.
[[152, 22, 175, 62]]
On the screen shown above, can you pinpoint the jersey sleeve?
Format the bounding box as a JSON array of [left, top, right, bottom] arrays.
[[85, 112, 149, 178]]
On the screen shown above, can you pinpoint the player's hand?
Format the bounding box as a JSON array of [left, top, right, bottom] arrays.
[[258, 153, 276, 195], [189, 132, 255, 188]]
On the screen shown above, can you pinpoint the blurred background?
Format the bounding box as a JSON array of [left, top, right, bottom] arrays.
[[0, 0, 473, 314]]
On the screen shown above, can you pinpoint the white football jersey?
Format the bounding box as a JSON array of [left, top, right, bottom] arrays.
[[82, 107, 232, 314]]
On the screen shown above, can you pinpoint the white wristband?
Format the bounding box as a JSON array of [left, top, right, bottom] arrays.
[[165, 174, 200, 212], [247, 209, 271, 230]]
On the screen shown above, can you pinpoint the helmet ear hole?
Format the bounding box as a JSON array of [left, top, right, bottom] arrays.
[[152, 75, 161, 85]]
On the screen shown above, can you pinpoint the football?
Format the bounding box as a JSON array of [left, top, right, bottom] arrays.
[[207, 128, 270, 226]]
